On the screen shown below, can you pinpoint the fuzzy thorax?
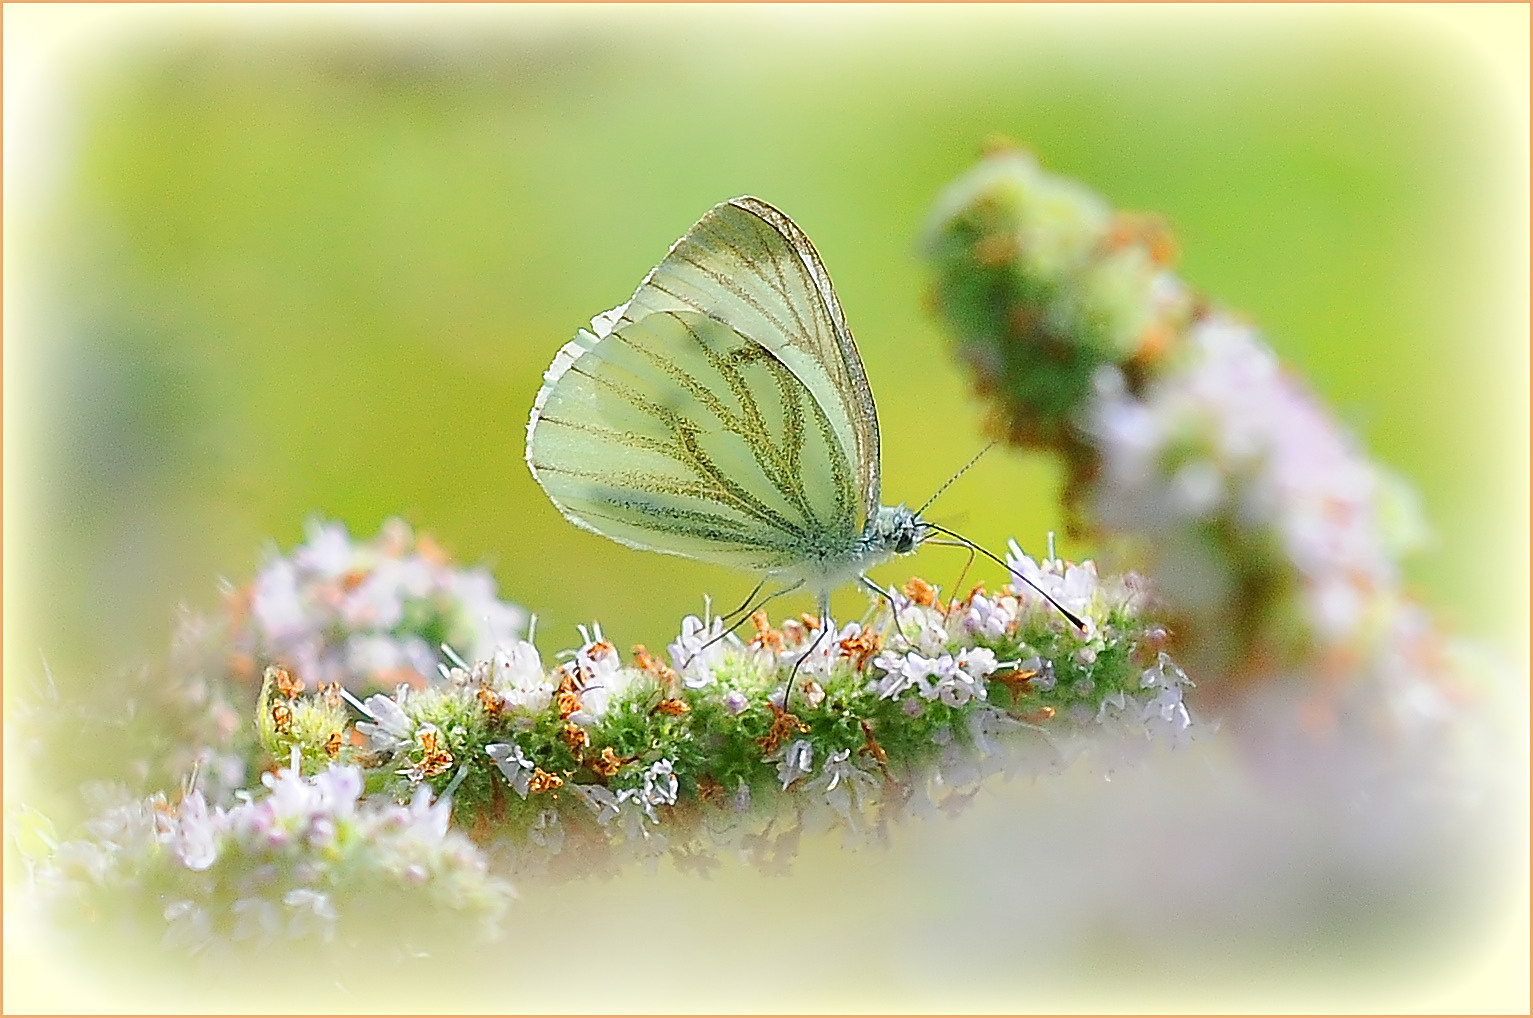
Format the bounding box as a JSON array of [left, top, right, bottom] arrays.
[[779, 503, 924, 595]]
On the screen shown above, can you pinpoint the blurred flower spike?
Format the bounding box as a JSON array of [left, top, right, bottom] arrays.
[[28, 759, 512, 964], [198, 517, 528, 697], [922, 145, 1448, 701]]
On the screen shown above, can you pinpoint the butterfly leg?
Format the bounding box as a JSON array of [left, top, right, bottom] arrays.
[[860, 574, 916, 649], [941, 542, 979, 621], [780, 591, 832, 713], [858, 572, 897, 622], [717, 576, 769, 626], [681, 579, 804, 669]]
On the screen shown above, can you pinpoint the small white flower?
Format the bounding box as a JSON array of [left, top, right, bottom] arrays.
[[961, 646, 998, 677], [669, 614, 731, 688], [355, 691, 416, 752], [160, 791, 220, 871], [236, 763, 363, 849], [251, 559, 308, 641], [293, 518, 354, 577], [816, 748, 879, 825], [569, 782, 624, 825], [723, 690, 749, 715], [773, 739, 814, 790], [574, 623, 621, 677], [915, 617, 951, 656], [451, 568, 528, 661], [530, 809, 564, 853], [340, 562, 410, 630], [868, 649, 929, 700], [1006, 544, 1099, 630], [405, 782, 453, 838], [491, 640, 552, 713], [308, 764, 364, 819], [568, 625, 632, 724], [1139, 652, 1193, 731], [486, 742, 537, 799], [964, 592, 1015, 639], [778, 618, 857, 679], [637, 759, 679, 822], [920, 648, 995, 708]]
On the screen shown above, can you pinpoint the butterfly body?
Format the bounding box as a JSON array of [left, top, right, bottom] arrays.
[[527, 196, 925, 610]]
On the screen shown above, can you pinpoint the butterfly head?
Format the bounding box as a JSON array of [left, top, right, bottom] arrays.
[[867, 504, 926, 558]]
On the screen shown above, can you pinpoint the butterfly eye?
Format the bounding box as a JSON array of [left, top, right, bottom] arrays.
[[895, 531, 916, 554]]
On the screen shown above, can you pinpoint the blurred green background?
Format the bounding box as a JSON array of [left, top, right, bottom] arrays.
[[5, 4, 1527, 1011], [7, 6, 1527, 685]]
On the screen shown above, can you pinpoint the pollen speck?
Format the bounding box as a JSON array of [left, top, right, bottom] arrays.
[[589, 747, 627, 778], [477, 686, 505, 715], [555, 690, 582, 720], [758, 702, 809, 754], [269, 665, 304, 699], [633, 643, 679, 686], [903, 577, 938, 607], [750, 611, 786, 652], [839, 629, 883, 670], [527, 768, 564, 794], [561, 722, 591, 752]]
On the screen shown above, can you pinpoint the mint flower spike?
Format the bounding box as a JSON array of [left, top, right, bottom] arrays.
[[123, 516, 536, 799], [345, 549, 1193, 877], [27, 758, 513, 963], [920, 143, 1455, 704], [180, 515, 529, 700]]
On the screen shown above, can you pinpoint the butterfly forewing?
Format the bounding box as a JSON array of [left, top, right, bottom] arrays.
[[527, 309, 863, 575], [618, 198, 881, 518]]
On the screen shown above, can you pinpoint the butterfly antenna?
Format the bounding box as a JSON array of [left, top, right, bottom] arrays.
[[917, 440, 997, 516], [922, 523, 1087, 631]]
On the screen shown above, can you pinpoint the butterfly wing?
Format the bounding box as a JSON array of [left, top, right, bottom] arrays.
[[526, 308, 861, 573], [618, 196, 880, 517], [526, 198, 882, 576]]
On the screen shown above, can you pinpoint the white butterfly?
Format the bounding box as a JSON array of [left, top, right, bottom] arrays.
[[525, 196, 1079, 637]]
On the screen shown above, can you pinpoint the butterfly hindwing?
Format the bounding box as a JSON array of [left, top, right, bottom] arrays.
[[527, 309, 862, 574]]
